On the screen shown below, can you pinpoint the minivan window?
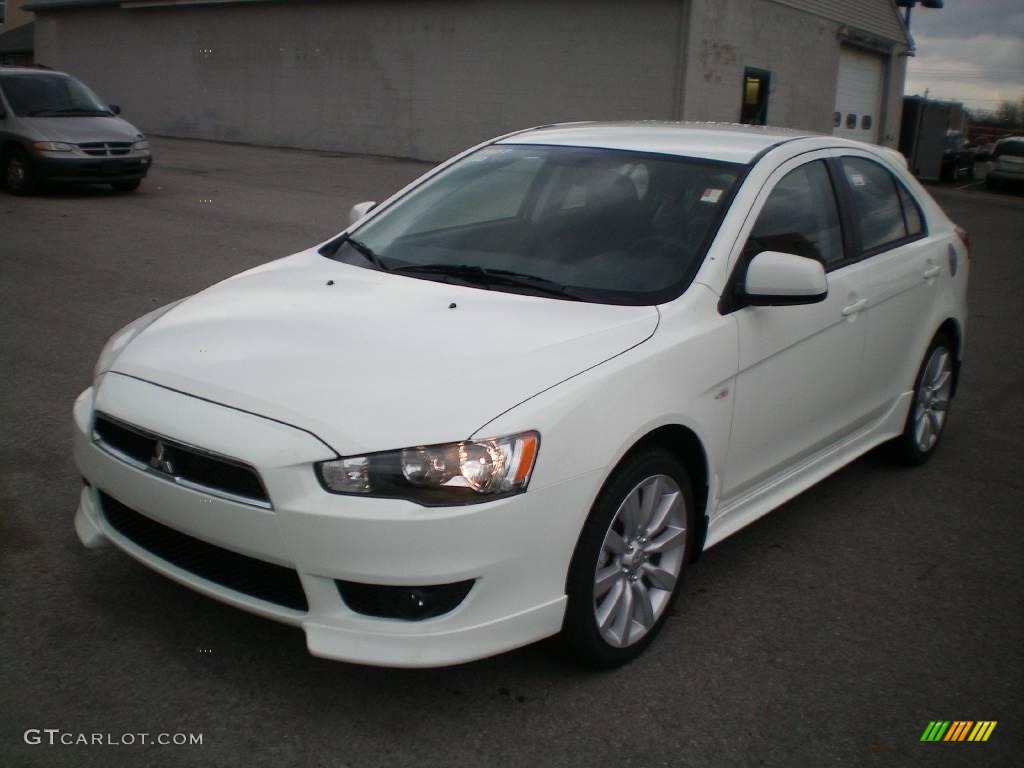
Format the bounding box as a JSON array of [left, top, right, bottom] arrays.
[[840, 157, 911, 252], [0, 74, 111, 117], [745, 160, 844, 266], [993, 139, 1024, 159], [322, 145, 742, 306]]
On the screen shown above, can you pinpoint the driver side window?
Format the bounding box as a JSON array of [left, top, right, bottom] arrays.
[[745, 160, 845, 266]]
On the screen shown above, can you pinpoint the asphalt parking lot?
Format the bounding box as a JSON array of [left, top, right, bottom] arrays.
[[1, 137, 1022, 768]]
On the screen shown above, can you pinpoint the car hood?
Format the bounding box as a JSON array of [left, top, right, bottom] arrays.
[[22, 115, 144, 144], [108, 251, 659, 454]]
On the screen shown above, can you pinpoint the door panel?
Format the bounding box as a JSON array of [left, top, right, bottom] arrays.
[[719, 155, 872, 503], [723, 261, 873, 501], [858, 238, 942, 417]]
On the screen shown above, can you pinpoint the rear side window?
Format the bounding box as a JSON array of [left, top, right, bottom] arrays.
[[745, 160, 845, 266], [840, 157, 923, 252]]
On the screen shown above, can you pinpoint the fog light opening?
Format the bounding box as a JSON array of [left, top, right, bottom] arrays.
[[335, 579, 474, 621]]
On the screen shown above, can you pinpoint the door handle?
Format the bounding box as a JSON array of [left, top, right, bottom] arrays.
[[841, 298, 868, 316], [923, 265, 942, 279]]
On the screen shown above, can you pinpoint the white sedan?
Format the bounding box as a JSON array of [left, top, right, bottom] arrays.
[[73, 122, 969, 667]]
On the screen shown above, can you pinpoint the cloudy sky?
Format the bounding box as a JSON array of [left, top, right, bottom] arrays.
[[903, 0, 1024, 113]]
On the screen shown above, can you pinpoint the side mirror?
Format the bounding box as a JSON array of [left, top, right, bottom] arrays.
[[108, 104, 121, 115], [743, 251, 828, 306], [348, 200, 377, 226]]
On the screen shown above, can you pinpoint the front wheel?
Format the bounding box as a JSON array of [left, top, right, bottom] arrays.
[[886, 334, 955, 465], [562, 449, 695, 668], [5, 148, 37, 195]]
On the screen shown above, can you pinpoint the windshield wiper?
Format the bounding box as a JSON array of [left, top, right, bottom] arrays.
[[342, 236, 390, 272], [391, 264, 583, 301]]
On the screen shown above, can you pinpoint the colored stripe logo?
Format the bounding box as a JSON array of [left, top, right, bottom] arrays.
[[920, 721, 997, 742]]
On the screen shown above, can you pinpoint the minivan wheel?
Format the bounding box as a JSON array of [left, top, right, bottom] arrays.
[[887, 334, 955, 465], [5, 148, 37, 195], [562, 449, 694, 668], [112, 179, 141, 192]]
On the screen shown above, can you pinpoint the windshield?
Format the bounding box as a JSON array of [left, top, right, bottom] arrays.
[[321, 145, 742, 305], [0, 73, 111, 116]]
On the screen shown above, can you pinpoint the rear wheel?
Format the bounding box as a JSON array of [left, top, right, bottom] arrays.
[[5, 147, 37, 195], [562, 449, 695, 668], [886, 334, 955, 465]]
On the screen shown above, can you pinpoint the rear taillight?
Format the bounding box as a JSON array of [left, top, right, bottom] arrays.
[[954, 224, 970, 258]]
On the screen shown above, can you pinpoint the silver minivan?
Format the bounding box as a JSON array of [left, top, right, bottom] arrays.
[[0, 66, 152, 194]]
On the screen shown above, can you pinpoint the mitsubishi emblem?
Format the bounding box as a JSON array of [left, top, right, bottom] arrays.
[[149, 441, 176, 475]]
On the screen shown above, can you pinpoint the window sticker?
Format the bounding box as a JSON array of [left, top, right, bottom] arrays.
[[849, 172, 867, 187], [700, 188, 724, 203]]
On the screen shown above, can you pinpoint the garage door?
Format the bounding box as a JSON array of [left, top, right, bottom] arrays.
[[833, 47, 885, 144]]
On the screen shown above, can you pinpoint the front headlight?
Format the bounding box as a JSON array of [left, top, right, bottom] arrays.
[[317, 431, 539, 505], [131, 140, 150, 152], [93, 299, 186, 380], [33, 141, 75, 152]]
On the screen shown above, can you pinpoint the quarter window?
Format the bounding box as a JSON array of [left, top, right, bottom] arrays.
[[840, 157, 922, 252], [744, 160, 845, 266], [897, 184, 923, 237]]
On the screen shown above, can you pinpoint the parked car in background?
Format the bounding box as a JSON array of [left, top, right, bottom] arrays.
[[72, 123, 969, 668], [973, 142, 995, 162], [940, 130, 976, 182], [0, 66, 151, 195], [986, 136, 1024, 192]]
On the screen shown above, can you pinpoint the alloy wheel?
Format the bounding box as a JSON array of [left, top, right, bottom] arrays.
[[913, 346, 953, 453], [592, 474, 687, 648]]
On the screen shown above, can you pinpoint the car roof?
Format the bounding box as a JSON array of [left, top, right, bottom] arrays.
[[499, 121, 830, 165]]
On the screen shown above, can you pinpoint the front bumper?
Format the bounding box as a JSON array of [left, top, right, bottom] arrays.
[[33, 150, 151, 184], [73, 375, 600, 667]]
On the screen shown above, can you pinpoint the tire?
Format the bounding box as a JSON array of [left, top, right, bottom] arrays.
[[112, 179, 141, 192], [886, 333, 956, 466], [5, 147, 37, 196], [562, 448, 696, 668]]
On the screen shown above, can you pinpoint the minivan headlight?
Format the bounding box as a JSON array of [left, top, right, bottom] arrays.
[[33, 141, 75, 152], [317, 431, 539, 505]]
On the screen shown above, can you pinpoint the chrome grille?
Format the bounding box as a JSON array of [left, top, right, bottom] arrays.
[[92, 413, 271, 508], [79, 141, 133, 157]]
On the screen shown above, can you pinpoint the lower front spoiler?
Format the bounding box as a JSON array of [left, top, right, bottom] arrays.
[[74, 487, 568, 668]]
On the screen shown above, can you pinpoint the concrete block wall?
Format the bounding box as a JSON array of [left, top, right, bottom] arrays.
[[34, 0, 687, 161], [682, 0, 843, 136]]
